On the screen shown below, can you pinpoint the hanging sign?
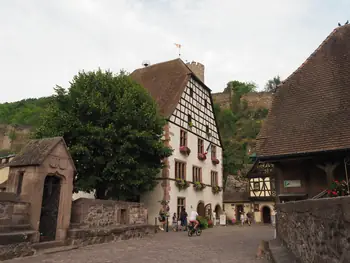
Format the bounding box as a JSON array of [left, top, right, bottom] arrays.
[[283, 180, 301, 188]]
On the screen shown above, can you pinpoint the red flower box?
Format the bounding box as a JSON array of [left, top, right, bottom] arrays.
[[211, 157, 219, 165], [198, 152, 207, 161], [179, 146, 191, 155]]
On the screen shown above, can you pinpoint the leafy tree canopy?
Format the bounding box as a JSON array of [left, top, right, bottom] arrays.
[[264, 75, 281, 93], [35, 69, 173, 200]]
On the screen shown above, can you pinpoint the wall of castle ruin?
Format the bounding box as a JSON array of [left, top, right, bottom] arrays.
[[212, 91, 273, 110], [0, 125, 31, 153]]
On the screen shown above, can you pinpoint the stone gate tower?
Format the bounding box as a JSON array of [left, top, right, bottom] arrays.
[[186, 61, 205, 83]]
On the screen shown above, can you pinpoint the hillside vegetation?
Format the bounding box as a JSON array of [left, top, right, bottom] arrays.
[[0, 97, 53, 126]]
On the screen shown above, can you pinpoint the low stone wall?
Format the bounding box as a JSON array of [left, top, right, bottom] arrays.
[[70, 198, 148, 228], [68, 198, 153, 246], [67, 224, 154, 246], [0, 194, 30, 227], [277, 196, 350, 263], [0, 193, 37, 261]]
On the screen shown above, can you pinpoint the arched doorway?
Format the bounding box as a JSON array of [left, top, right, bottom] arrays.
[[197, 201, 205, 217], [214, 204, 222, 218], [262, 206, 271, 224], [39, 175, 62, 242]]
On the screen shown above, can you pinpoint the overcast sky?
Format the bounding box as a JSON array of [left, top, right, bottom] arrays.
[[0, 0, 349, 103]]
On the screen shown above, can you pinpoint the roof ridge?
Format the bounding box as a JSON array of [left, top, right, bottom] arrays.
[[280, 27, 340, 86], [132, 58, 182, 72]]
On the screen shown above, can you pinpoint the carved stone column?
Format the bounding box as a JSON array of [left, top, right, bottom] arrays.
[[316, 162, 339, 188]]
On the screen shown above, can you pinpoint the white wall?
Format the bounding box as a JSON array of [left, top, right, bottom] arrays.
[[167, 122, 223, 214], [140, 180, 164, 224], [224, 202, 251, 221]]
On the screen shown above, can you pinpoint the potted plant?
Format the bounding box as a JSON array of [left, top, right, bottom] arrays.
[[179, 146, 191, 156], [193, 181, 206, 191], [198, 152, 207, 161], [188, 121, 193, 128], [212, 186, 222, 194], [175, 178, 190, 190], [327, 180, 349, 197], [211, 157, 219, 165]]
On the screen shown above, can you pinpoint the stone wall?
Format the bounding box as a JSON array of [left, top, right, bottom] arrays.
[[68, 198, 152, 247], [0, 193, 37, 261], [0, 125, 31, 153], [212, 91, 232, 109], [70, 198, 148, 228], [0, 193, 31, 228], [276, 196, 350, 263], [212, 91, 273, 110]]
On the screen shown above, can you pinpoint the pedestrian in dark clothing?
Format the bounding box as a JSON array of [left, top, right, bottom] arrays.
[[180, 207, 188, 231]]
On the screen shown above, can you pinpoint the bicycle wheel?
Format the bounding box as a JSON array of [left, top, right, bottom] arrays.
[[195, 229, 202, 236], [187, 229, 193, 237]]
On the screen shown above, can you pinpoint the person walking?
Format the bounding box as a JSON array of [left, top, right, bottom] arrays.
[[158, 206, 166, 231], [172, 213, 178, 231], [180, 207, 188, 231], [246, 212, 252, 226], [240, 212, 245, 226]]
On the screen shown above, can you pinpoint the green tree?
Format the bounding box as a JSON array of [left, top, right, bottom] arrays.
[[35, 69, 172, 200], [264, 75, 281, 93]]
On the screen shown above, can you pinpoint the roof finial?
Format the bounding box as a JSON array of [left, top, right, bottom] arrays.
[[174, 43, 182, 57]]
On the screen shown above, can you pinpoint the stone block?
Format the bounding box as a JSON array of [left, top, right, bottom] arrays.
[[11, 214, 29, 225], [13, 203, 29, 215]]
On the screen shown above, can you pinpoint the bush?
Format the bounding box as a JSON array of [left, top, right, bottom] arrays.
[[197, 216, 208, 229]]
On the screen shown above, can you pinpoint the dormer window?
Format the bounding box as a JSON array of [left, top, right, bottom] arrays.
[[204, 100, 208, 108], [188, 114, 192, 123]]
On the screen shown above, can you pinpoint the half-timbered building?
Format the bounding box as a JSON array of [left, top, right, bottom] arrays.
[[256, 24, 350, 203], [130, 59, 223, 224], [223, 161, 275, 224], [246, 161, 275, 223]]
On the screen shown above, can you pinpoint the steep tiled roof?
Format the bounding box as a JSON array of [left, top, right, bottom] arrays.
[[223, 191, 250, 202], [257, 25, 350, 159], [130, 59, 192, 117]]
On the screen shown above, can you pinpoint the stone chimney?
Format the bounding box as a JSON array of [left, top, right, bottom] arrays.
[[186, 61, 205, 83]]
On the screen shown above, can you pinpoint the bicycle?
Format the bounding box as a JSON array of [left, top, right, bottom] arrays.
[[187, 221, 202, 237]]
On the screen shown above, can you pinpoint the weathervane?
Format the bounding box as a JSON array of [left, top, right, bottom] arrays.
[[174, 43, 182, 57]]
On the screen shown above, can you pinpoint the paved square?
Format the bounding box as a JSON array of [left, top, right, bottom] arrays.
[[8, 225, 273, 263]]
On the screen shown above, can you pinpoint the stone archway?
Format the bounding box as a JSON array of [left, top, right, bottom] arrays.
[[39, 175, 62, 242], [262, 206, 271, 224], [197, 201, 205, 217]]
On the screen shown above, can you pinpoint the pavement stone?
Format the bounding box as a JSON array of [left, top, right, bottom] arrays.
[[7, 225, 274, 263]]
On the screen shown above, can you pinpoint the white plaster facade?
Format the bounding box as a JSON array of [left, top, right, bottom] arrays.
[[141, 76, 223, 224], [223, 201, 274, 223]]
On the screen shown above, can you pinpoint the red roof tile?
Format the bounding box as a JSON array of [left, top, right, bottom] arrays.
[[257, 25, 350, 158]]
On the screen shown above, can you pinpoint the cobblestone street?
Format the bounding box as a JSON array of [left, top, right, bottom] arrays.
[[7, 225, 273, 263]]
